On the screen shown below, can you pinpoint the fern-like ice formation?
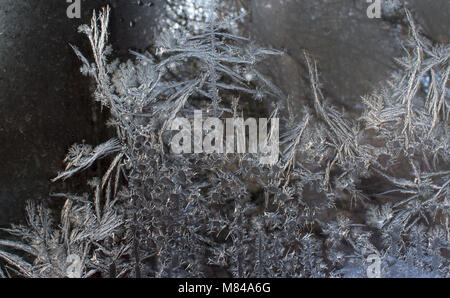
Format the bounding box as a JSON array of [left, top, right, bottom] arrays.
[[0, 3, 448, 278]]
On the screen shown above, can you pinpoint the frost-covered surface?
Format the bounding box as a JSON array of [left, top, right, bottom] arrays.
[[0, 2, 448, 278]]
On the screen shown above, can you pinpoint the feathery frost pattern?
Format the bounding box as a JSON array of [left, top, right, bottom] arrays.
[[0, 3, 448, 277]]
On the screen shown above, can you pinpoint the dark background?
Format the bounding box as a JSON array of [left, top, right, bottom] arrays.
[[0, 0, 164, 226], [0, 0, 449, 228]]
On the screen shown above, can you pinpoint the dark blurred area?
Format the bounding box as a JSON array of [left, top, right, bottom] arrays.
[[0, 0, 163, 227]]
